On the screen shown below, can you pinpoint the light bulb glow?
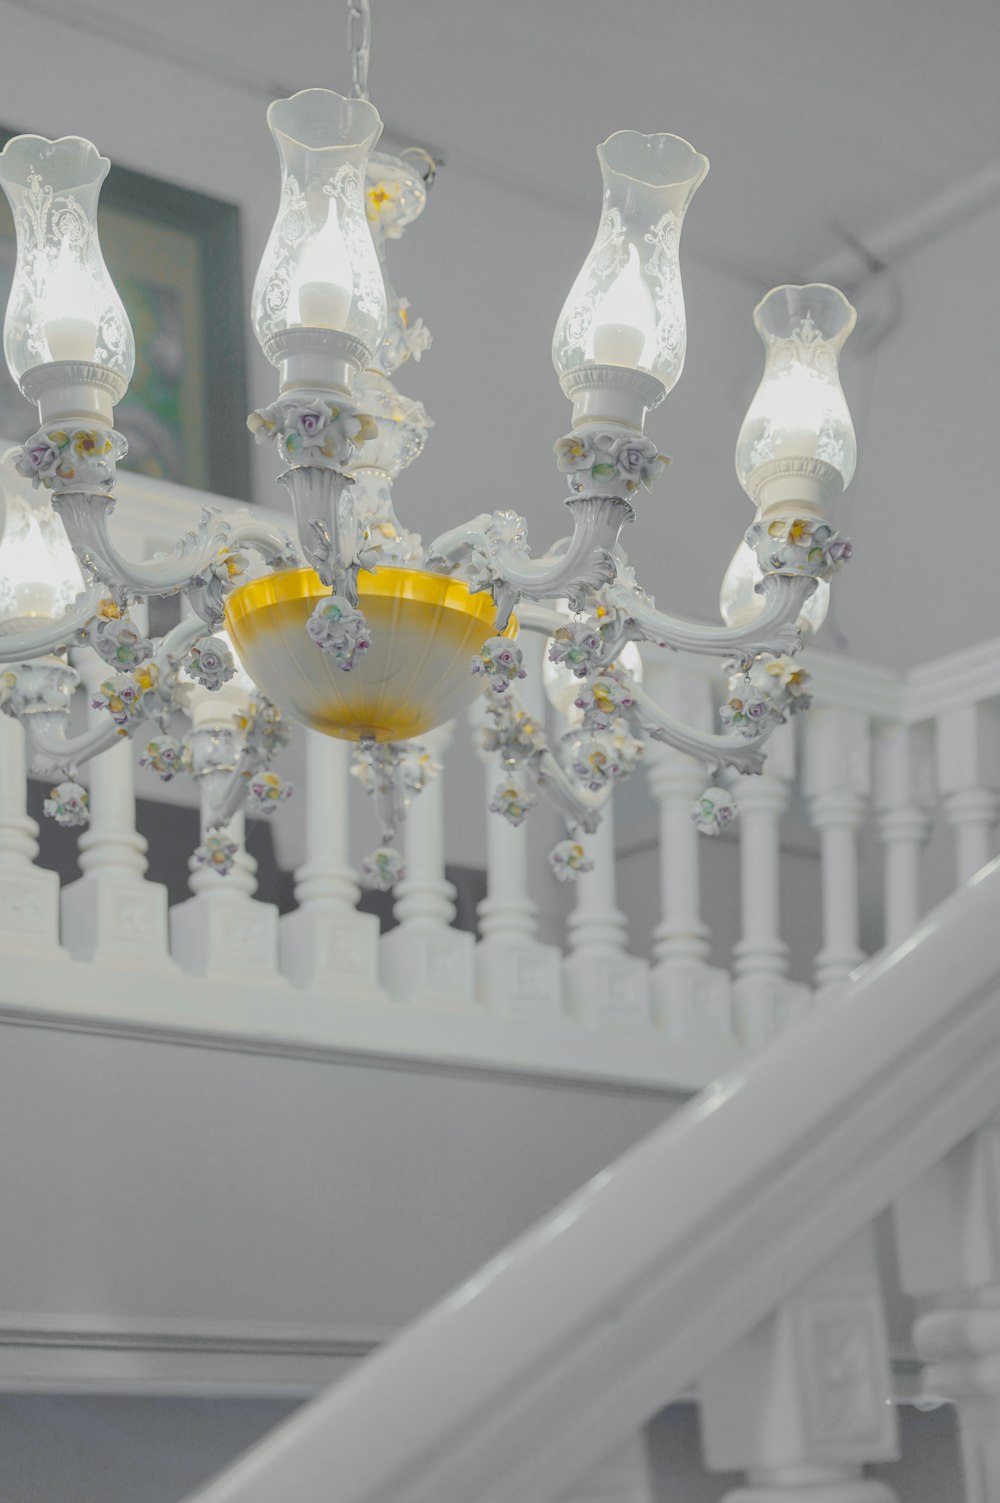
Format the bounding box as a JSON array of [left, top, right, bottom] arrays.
[[0, 135, 135, 386], [294, 206, 354, 331], [588, 244, 657, 369], [552, 131, 708, 391], [736, 285, 857, 495], [0, 448, 84, 628], [41, 237, 100, 361], [251, 90, 387, 359], [719, 535, 830, 636]]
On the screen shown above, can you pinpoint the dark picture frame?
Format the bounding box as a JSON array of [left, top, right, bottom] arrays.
[[0, 128, 252, 502]]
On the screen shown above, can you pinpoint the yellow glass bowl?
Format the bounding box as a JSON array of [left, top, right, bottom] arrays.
[[225, 565, 516, 743]]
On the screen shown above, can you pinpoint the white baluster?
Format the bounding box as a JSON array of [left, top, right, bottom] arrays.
[[699, 1228, 898, 1502], [170, 685, 281, 982], [894, 1121, 1000, 1501], [645, 665, 732, 1043], [475, 640, 562, 1016], [874, 721, 933, 948], [61, 633, 172, 965], [937, 702, 1000, 885], [380, 720, 475, 1007], [0, 712, 60, 953], [732, 722, 811, 1046], [804, 708, 871, 995], [563, 800, 650, 1029], [170, 804, 281, 980], [279, 732, 381, 996]]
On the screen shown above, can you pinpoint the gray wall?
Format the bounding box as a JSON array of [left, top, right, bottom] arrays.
[[0, 1395, 960, 1503]]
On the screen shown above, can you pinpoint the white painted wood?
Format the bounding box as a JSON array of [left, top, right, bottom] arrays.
[[894, 1121, 1000, 1501], [279, 732, 381, 996], [380, 722, 476, 1008], [730, 723, 811, 1047], [564, 804, 651, 1030], [874, 721, 934, 948], [645, 667, 732, 1044], [698, 1229, 898, 1499], [937, 702, 1000, 885], [0, 712, 60, 954], [475, 642, 562, 1017], [170, 809, 282, 983], [183, 858, 1000, 1503], [803, 709, 871, 993], [60, 631, 172, 966]]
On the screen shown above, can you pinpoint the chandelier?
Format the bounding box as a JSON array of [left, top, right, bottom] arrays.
[[0, 1, 858, 891]]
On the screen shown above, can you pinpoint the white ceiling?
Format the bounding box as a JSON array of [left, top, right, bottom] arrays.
[[16, 0, 1000, 277]]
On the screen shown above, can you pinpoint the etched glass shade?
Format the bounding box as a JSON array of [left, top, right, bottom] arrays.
[[0, 446, 84, 628], [719, 534, 829, 635], [0, 135, 134, 387], [251, 90, 387, 360], [552, 132, 708, 389], [735, 284, 857, 495]]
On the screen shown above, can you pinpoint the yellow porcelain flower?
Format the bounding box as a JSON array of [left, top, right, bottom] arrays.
[[97, 598, 122, 620], [72, 430, 113, 459]]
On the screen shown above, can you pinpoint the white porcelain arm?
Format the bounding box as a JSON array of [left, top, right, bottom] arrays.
[[426, 498, 628, 631], [530, 746, 609, 834], [52, 494, 300, 599], [0, 583, 107, 662], [21, 615, 206, 777], [627, 680, 772, 776], [612, 573, 813, 662]]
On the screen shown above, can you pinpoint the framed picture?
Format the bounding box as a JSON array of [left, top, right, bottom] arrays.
[[0, 129, 252, 501]]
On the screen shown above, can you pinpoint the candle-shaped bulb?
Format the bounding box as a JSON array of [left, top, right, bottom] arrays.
[[589, 244, 656, 368], [294, 206, 354, 331]]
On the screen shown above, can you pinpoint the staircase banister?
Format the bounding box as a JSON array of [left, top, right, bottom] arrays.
[[185, 857, 1000, 1503]]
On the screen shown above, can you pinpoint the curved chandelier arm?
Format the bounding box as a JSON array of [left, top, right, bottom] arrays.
[[529, 746, 608, 834], [0, 584, 108, 663], [51, 494, 299, 599], [627, 680, 771, 776], [19, 614, 207, 777], [611, 572, 813, 662], [426, 497, 629, 632], [26, 712, 122, 778]]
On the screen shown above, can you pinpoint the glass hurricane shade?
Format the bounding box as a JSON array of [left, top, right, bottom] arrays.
[[735, 283, 857, 495], [251, 90, 388, 360], [0, 135, 135, 387], [0, 446, 84, 628], [719, 532, 830, 636], [225, 567, 517, 743], [552, 131, 708, 389]]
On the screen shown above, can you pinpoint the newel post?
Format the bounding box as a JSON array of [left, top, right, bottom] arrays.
[[894, 1121, 1000, 1501], [698, 1228, 899, 1501]]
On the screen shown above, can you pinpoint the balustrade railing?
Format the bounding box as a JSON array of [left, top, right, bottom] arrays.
[[2, 477, 999, 1093]]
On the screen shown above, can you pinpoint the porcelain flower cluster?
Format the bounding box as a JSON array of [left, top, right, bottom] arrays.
[[248, 393, 378, 469], [555, 430, 669, 496], [747, 515, 853, 581]]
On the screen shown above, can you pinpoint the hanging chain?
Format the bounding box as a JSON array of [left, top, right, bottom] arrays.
[[349, 0, 371, 100]]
